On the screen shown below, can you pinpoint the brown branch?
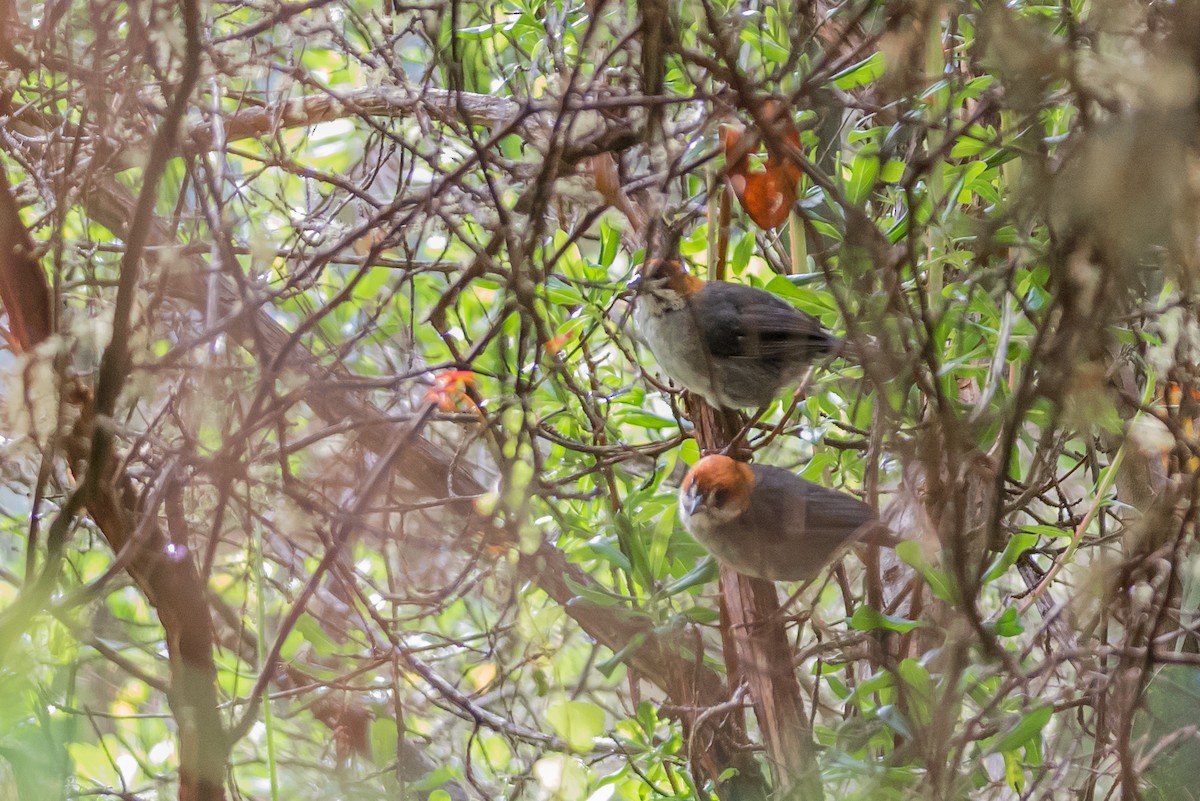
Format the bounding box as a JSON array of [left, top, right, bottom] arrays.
[[0, 166, 51, 350], [68, 415, 227, 801], [184, 86, 540, 154], [90, 1, 224, 797]]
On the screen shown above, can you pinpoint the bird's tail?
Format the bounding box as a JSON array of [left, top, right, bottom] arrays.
[[857, 519, 904, 549], [828, 334, 885, 365]]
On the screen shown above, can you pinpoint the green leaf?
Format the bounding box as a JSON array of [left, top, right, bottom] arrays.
[[677, 439, 700, 466], [646, 497, 676, 579], [845, 150, 881, 205], [279, 627, 306, 662], [617, 410, 677, 430], [67, 741, 117, 786], [952, 160, 988, 205], [880, 159, 907, 183], [544, 283, 584, 306], [1020, 524, 1072, 539], [411, 765, 462, 793], [562, 574, 629, 607], [874, 705, 912, 738], [475, 734, 512, 768], [596, 633, 645, 677], [615, 512, 655, 590], [1136, 665, 1200, 800], [848, 669, 896, 701], [681, 605, 720, 624], [981, 532, 1039, 584], [730, 231, 754, 274], [599, 221, 620, 267], [546, 701, 606, 752], [295, 613, 341, 657], [848, 606, 923, 633], [371, 718, 398, 767], [585, 535, 632, 572], [993, 704, 1053, 753], [897, 659, 935, 726], [990, 606, 1025, 637], [635, 701, 658, 736], [660, 556, 719, 595], [1003, 750, 1025, 793], [0, 720, 69, 801], [896, 540, 955, 602], [830, 52, 885, 89]]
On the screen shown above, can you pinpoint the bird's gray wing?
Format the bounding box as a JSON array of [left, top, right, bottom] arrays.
[[745, 465, 875, 550], [694, 283, 837, 363]]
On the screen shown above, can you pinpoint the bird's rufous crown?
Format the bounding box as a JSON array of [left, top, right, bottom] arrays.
[[683, 454, 755, 512], [640, 258, 705, 297]]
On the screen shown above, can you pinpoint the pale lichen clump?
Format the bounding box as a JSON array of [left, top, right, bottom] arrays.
[[1147, 303, 1200, 377], [1, 338, 64, 455]]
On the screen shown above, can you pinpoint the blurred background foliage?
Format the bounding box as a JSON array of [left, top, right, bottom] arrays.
[[1, 0, 1200, 799]]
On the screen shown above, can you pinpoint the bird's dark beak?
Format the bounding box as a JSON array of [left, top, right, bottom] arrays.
[[683, 490, 703, 516]]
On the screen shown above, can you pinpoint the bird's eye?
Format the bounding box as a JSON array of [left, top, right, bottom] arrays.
[[712, 489, 729, 508]]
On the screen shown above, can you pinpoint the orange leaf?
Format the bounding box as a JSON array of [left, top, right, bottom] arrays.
[[1164, 382, 1200, 405], [723, 102, 803, 230], [544, 332, 573, 354], [426, 370, 477, 412]]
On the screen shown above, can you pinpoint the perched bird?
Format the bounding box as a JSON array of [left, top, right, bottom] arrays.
[[631, 258, 839, 409], [678, 454, 890, 582]]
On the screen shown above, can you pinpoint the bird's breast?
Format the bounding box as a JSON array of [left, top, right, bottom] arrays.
[[635, 299, 722, 401], [682, 512, 775, 579]]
